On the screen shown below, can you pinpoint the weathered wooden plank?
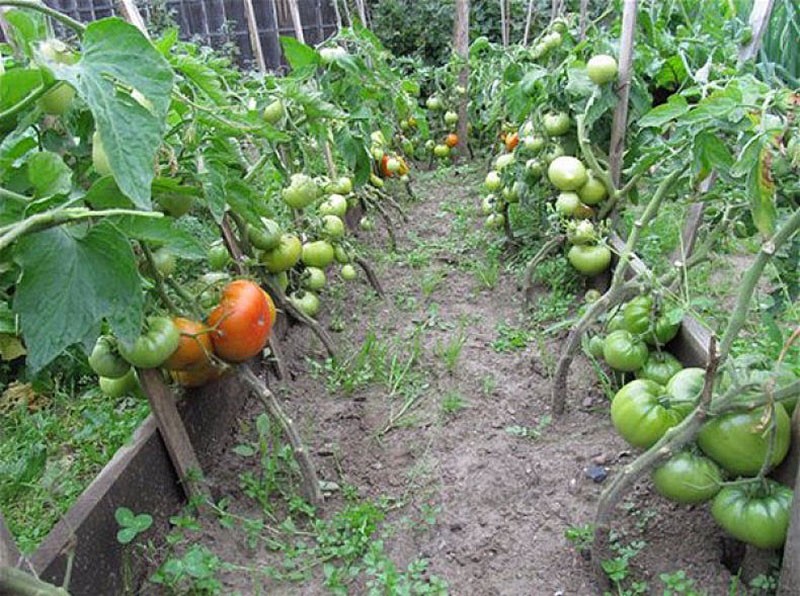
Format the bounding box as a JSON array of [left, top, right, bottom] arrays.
[[0, 514, 22, 569], [242, 0, 266, 72]]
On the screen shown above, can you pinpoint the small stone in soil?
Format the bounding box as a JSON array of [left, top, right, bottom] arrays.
[[592, 454, 608, 465], [585, 464, 608, 483], [582, 397, 594, 408]]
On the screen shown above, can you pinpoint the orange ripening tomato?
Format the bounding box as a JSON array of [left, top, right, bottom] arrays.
[[171, 362, 225, 388], [505, 132, 519, 152], [164, 317, 214, 371], [208, 279, 272, 362], [380, 154, 393, 177], [445, 133, 459, 148], [262, 289, 277, 329], [397, 156, 410, 175]]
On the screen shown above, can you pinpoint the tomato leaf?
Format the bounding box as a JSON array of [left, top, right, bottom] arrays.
[[692, 131, 733, 182], [48, 19, 174, 210], [746, 146, 777, 239], [27, 151, 72, 198], [13, 221, 143, 372], [110, 216, 206, 260], [2, 10, 48, 58], [0, 69, 44, 112], [280, 37, 318, 72], [639, 95, 688, 128]]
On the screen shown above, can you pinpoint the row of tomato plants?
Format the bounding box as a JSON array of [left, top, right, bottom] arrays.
[[417, 5, 800, 562]]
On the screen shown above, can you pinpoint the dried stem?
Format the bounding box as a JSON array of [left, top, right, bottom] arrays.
[[522, 234, 565, 308], [354, 255, 384, 297]]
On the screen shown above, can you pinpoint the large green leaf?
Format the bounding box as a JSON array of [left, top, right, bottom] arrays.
[[3, 10, 48, 58], [13, 221, 142, 372], [280, 37, 318, 72], [746, 147, 777, 239], [110, 216, 206, 260], [0, 69, 44, 112], [49, 19, 174, 210], [639, 95, 689, 128], [27, 151, 72, 198], [692, 131, 733, 182]]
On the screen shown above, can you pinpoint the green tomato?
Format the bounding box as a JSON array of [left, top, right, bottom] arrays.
[[433, 144, 451, 158], [334, 245, 351, 264], [578, 174, 608, 205], [274, 270, 289, 292], [326, 176, 353, 195], [282, 173, 320, 209], [208, 244, 230, 271], [585, 289, 602, 303], [711, 479, 793, 549], [303, 267, 327, 291], [481, 195, 497, 215], [606, 311, 627, 332], [622, 295, 653, 334], [603, 330, 649, 372], [544, 144, 565, 164], [99, 368, 140, 398], [151, 247, 176, 277], [444, 110, 458, 126], [322, 215, 346, 240], [555, 192, 581, 216], [610, 379, 690, 449], [587, 335, 605, 359], [92, 131, 112, 176], [319, 194, 348, 218], [341, 264, 357, 281], [567, 244, 612, 276], [247, 218, 283, 251], [260, 234, 302, 273], [155, 193, 194, 218], [587, 54, 618, 85], [263, 99, 285, 124], [485, 171, 503, 191], [523, 136, 546, 152], [697, 404, 791, 476], [302, 240, 335, 268], [548, 156, 588, 191], [359, 216, 375, 231], [485, 213, 505, 230], [652, 450, 723, 504], [635, 351, 683, 386], [525, 159, 544, 177], [566, 220, 596, 245], [289, 291, 320, 318], [426, 96, 443, 110], [665, 367, 705, 405], [39, 83, 75, 116], [118, 317, 180, 369], [495, 153, 516, 171], [543, 112, 570, 136], [89, 336, 131, 379]]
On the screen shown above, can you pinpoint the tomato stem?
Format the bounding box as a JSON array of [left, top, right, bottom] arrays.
[[0, 0, 86, 34]]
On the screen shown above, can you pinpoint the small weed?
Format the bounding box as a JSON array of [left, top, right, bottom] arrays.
[[434, 326, 466, 374], [492, 322, 531, 352], [660, 570, 701, 595], [601, 537, 648, 596], [481, 374, 497, 396], [150, 544, 224, 594], [472, 258, 501, 290], [564, 523, 594, 553], [441, 390, 467, 416], [505, 415, 552, 440], [420, 269, 447, 298]]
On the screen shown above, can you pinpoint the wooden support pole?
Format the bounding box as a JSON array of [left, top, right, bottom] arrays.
[[243, 0, 267, 72], [778, 408, 800, 594], [738, 0, 775, 63], [579, 0, 589, 40], [454, 0, 470, 161], [137, 369, 211, 504], [608, 0, 637, 188], [0, 514, 22, 569], [499, 0, 508, 46], [354, 0, 367, 26], [331, 0, 342, 31], [116, 0, 148, 35], [523, 0, 535, 45], [287, 0, 304, 43]]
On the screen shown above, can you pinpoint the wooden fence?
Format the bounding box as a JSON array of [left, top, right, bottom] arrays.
[[10, 1, 340, 71]]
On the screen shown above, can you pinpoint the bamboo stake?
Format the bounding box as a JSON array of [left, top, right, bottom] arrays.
[[243, 0, 267, 72], [454, 0, 470, 159], [579, 0, 589, 40], [608, 0, 637, 187], [355, 0, 367, 25], [499, 0, 508, 46]]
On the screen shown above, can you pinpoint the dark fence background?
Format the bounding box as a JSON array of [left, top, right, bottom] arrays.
[[3, 1, 340, 72]]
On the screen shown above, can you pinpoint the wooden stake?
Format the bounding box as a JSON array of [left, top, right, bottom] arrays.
[[137, 369, 211, 503], [355, 0, 367, 26], [739, 0, 775, 63], [454, 0, 470, 160], [116, 0, 148, 36], [579, 0, 589, 40], [499, 0, 508, 46], [331, 0, 342, 31], [608, 0, 637, 187], [287, 0, 305, 43], [523, 0, 535, 45], [243, 0, 267, 72]]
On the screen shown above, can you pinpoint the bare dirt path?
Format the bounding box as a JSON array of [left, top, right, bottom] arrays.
[[148, 164, 734, 595]]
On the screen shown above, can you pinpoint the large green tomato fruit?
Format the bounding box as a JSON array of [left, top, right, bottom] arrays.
[[92, 131, 112, 176], [610, 379, 690, 449], [555, 192, 581, 216], [542, 112, 570, 136], [578, 174, 607, 205], [39, 83, 76, 115], [622, 295, 654, 334], [587, 335, 605, 359], [635, 351, 683, 386], [289, 291, 321, 318], [548, 156, 588, 191], [302, 267, 327, 291], [711, 479, 793, 549], [326, 176, 353, 195], [155, 193, 194, 218], [302, 240, 335, 268], [485, 171, 502, 191], [99, 368, 140, 398], [319, 194, 348, 218], [247, 218, 283, 251], [282, 173, 321, 209], [698, 404, 791, 476], [89, 336, 131, 379], [665, 367, 705, 404], [603, 330, 649, 372], [262, 99, 285, 124], [118, 317, 180, 369], [567, 244, 612, 276], [322, 215, 346, 240], [260, 234, 302, 273], [444, 110, 458, 126], [587, 54, 618, 85], [652, 451, 723, 504]]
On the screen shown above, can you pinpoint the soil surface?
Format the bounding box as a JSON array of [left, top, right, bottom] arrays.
[[147, 164, 741, 595]]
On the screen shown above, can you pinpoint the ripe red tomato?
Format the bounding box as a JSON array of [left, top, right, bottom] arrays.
[[164, 317, 214, 371], [208, 280, 272, 362]]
